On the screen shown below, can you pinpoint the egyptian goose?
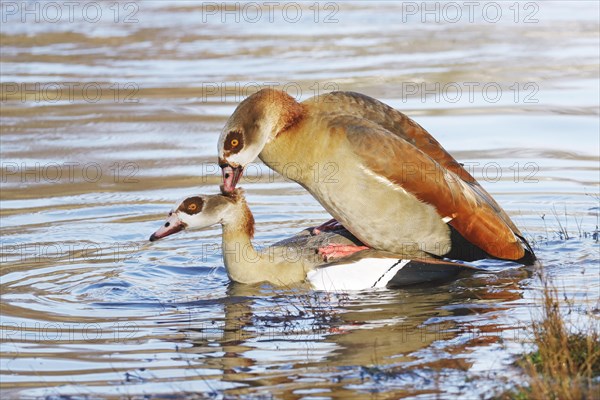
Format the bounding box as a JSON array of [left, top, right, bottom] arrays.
[[217, 89, 535, 264], [149, 189, 480, 290]]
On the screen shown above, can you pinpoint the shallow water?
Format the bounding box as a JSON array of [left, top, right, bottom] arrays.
[[1, 1, 599, 398]]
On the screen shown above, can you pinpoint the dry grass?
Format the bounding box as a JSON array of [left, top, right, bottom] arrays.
[[501, 274, 600, 400]]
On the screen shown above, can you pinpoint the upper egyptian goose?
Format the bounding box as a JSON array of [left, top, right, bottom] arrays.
[[217, 89, 535, 264], [149, 188, 480, 290]]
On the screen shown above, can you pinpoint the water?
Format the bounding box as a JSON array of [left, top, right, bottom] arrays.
[[1, 1, 598, 398]]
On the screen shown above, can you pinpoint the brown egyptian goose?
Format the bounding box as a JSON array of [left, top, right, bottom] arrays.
[[217, 89, 535, 264], [149, 188, 481, 290]]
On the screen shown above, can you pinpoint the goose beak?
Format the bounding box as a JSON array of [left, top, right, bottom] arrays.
[[149, 214, 185, 242], [221, 164, 243, 194]]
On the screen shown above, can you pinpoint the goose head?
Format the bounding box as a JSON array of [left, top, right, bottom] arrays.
[[149, 188, 249, 241], [218, 89, 304, 193]]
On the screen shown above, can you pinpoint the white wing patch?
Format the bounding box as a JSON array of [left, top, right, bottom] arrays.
[[360, 165, 409, 195], [361, 165, 455, 225], [307, 258, 410, 291]]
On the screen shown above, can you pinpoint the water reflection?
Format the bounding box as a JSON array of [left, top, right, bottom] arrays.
[[1, 0, 598, 398]]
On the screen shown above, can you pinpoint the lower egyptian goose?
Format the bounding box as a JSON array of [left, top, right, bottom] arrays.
[[217, 89, 535, 264], [149, 188, 481, 290]]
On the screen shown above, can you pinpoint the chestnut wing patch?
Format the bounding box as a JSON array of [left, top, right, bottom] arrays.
[[224, 130, 244, 154], [179, 196, 204, 215]]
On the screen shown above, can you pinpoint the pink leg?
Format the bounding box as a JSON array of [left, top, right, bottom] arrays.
[[318, 244, 370, 262], [312, 218, 344, 235]]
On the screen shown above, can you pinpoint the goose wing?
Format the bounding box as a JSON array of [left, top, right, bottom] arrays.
[[310, 91, 523, 236], [326, 114, 527, 261]]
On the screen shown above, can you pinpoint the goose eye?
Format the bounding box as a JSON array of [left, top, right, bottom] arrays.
[[178, 196, 204, 215], [224, 131, 244, 152]]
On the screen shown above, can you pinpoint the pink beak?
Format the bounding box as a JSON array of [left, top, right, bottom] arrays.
[[221, 164, 244, 194], [149, 213, 185, 242]]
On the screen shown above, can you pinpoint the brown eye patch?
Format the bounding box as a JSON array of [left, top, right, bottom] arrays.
[[224, 130, 244, 153], [178, 196, 204, 215]]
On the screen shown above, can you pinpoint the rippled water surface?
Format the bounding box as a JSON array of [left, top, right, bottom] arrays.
[[1, 1, 599, 398]]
